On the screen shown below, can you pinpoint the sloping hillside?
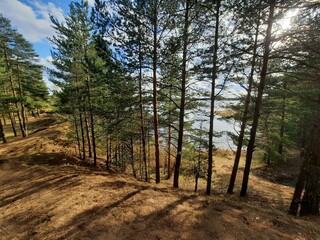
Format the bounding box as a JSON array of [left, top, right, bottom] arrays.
[[0, 115, 319, 240]]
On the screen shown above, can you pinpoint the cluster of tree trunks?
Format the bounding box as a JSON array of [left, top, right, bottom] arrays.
[[290, 101, 320, 216]]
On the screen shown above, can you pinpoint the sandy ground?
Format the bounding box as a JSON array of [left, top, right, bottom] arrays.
[[0, 115, 320, 240]]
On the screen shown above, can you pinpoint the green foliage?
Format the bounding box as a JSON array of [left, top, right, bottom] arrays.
[[0, 13, 49, 131]]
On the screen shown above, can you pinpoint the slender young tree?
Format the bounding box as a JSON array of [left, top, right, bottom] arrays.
[[173, 0, 190, 188], [240, 0, 276, 196], [50, 1, 95, 162], [227, 0, 262, 194], [206, 0, 220, 195]]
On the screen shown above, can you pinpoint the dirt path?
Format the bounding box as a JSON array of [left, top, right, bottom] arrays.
[[0, 116, 319, 240]]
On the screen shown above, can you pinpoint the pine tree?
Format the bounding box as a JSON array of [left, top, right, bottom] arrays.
[[0, 14, 48, 139], [286, 2, 320, 215], [206, 0, 221, 195], [50, 0, 97, 162], [227, 0, 263, 194], [240, 0, 276, 196]]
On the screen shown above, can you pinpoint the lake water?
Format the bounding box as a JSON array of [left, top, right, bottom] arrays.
[[214, 117, 239, 150], [193, 100, 240, 150]]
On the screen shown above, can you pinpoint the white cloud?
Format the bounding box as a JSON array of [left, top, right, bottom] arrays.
[[87, 0, 95, 7], [39, 55, 54, 69], [30, 0, 65, 22], [0, 0, 64, 43], [38, 55, 56, 91]]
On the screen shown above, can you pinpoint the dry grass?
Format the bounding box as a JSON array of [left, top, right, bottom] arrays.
[[0, 114, 320, 240]]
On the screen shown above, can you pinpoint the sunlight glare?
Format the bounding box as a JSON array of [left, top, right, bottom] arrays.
[[279, 9, 299, 32]]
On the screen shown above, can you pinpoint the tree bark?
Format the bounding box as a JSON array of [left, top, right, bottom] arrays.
[[109, 136, 113, 168], [73, 114, 82, 159], [138, 36, 148, 181], [264, 112, 271, 165], [84, 108, 92, 158], [278, 82, 286, 155], [173, 0, 190, 188], [8, 112, 17, 137], [167, 108, 172, 179], [206, 0, 220, 195], [79, 111, 86, 161], [130, 137, 137, 178], [227, 2, 261, 194], [152, 0, 161, 184], [195, 143, 201, 192], [87, 82, 97, 165], [148, 130, 151, 180], [289, 154, 309, 215], [0, 118, 7, 143], [3, 44, 26, 138], [2, 114, 7, 125], [240, 0, 276, 197], [16, 64, 27, 136], [300, 165, 320, 215], [299, 102, 320, 215]]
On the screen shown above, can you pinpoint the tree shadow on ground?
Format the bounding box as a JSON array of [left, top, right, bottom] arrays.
[[0, 174, 79, 208], [1, 152, 91, 168], [1, 156, 320, 240], [54, 185, 197, 240], [251, 163, 300, 187]]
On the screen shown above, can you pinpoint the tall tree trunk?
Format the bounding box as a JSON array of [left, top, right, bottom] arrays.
[[109, 136, 113, 168], [84, 108, 92, 158], [206, 0, 220, 195], [87, 83, 97, 165], [130, 137, 137, 178], [240, 0, 276, 197], [121, 143, 125, 172], [152, 0, 161, 184], [115, 138, 119, 165], [8, 112, 17, 137], [147, 130, 151, 180], [298, 98, 320, 216], [2, 114, 7, 125], [73, 114, 82, 159], [139, 135, 142, 178], [289, 153, 309, 215], [16, 64, 27, 136], [79, 111, 86, 161], [278, 81, 286, 155], [173, 0, 190, 188], [167, 86, 173, 179], [227, 2, 261, 194], [264, 112, 271, 165], [167, 110, 172, 179], [11, 112, 16, 125], [13, 95, 25, 137], [0, 118, 7, 143], [138, 38, 148, 181], [106, 136, 110, 169], [195, 143, 201, 192], [84, 79, 97, 165], [3, 44, 26, 138]]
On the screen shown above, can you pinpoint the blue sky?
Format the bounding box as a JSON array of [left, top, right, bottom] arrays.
[[0, 0, 95, 89]]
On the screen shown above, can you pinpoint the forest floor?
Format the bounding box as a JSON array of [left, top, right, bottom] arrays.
[[0, 114, 320, 240]]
